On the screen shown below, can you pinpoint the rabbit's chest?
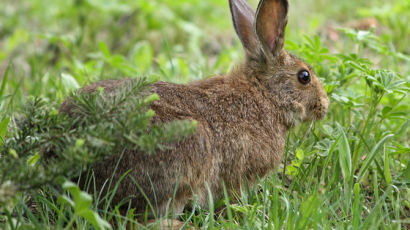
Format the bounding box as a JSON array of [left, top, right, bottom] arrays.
[[202, 117, 285, 183]]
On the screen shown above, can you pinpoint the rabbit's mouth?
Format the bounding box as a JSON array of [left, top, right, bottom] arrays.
[[284, 102, 306, 127], [288, 111, 304, 126], [315, 109, 327, 120], [283, 97, 329, 126], [310, 97, 330, 120]]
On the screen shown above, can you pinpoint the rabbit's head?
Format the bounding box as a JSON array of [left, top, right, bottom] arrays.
[[230, 0, 329, 126]]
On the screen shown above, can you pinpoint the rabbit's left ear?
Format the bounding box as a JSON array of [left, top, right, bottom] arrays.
[[229, 0, 259, 57], [255, 0, 288, 60]]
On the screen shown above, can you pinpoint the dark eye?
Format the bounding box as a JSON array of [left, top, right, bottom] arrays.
[[297, 70, 310, 84]]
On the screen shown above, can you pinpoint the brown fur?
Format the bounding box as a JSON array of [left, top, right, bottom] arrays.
[[60, 0, 329, 218]]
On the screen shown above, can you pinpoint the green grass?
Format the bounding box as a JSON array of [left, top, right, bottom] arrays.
[[1, 0, 409, 229]]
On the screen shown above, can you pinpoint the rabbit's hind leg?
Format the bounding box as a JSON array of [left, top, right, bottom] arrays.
[[156, 195, 187, 219], [144, 198, 192, 229], [146, 218, 194, 230]]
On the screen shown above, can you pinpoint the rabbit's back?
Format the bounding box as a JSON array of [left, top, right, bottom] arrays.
[[66, 74, 286, 213]]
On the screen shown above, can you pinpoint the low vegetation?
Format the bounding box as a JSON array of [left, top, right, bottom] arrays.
[[0, 0, 408, 229]]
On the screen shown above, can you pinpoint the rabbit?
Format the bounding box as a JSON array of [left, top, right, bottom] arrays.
[[60, 0, 329, 220]]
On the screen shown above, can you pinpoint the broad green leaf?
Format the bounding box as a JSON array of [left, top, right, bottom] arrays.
[[27, 152, 41, 166], [79, 210, 111, 230], [9, 148, 18, 159], [61, 73, 80, 91], [99, 42, 111, 57], [296, 148, 304, 160], [58, 195, 75, 207], [61, 181, 111, 230]]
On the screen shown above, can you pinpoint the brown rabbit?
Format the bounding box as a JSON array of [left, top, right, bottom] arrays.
[[60, 0, 329, 220]]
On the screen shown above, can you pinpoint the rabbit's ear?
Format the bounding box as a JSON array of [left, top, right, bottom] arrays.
[[229, 0, 259, 55], [255, 0, 288, 60]]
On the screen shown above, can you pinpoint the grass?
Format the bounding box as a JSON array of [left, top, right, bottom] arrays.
[[0, 0, 409, 229]]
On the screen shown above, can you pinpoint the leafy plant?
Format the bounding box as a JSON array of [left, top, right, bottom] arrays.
[[0, 78, 196, 224], [59, 181, 111, 230]]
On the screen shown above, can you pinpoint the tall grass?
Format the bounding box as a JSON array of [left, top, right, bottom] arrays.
[[0, 0, 409, 229]]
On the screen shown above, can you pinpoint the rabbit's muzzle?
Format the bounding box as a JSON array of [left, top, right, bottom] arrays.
[[315, 96, 330, 120]]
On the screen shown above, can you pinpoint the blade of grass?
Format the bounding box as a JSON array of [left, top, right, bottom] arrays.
[[0, 65, 9, 97], [352, 183, 361, 229], [357, 134, 394, 183], [383, 145, 392, 185], [206, 184, 215, 230], [222, 182, 233, 229], [337, 123, 352, 183], [0, 117, 10, 146]]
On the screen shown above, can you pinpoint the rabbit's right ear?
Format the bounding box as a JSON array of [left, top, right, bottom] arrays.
[[255, 0, 289, 60], [229, 0, 259, 56]]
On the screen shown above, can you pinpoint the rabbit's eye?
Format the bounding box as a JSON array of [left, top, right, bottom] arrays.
[[297, 70, 310, 84]]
